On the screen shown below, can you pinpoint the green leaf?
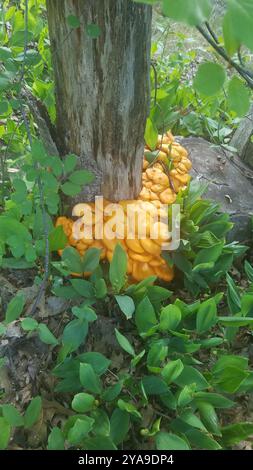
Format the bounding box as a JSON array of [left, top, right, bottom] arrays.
[[71, 279, 95, 298], [145, 117, 158, 150], [102, 382, 123, 402], [49, 226, 67, 252], [50, 157, 63, 177], [110, 409, 130, 445], [226, 273, 241, 314], [186, 429, 221, 450], [79, 363, 102, 394], [241, 295, 253, 317], [78, 352, 110, 375], [53, 286, 77, 299], [85, 436, 117, 450], [69, 170, 94, 185], [156, 432, 189, 450], [221, 422, 253, 447], [12, 179, 27, 203], [159, 391, 177, 411], [64, 154, 77, 173], [24, 397, 42, 429], [62, 247, 83, 274], [1, 258, 35, 270], [62, 319, 88, 352], [194, 62, 226, 96], [142, 376, 169, 396], [213, 354, 248, 372], [2, 404, 24, 427], [5, 294, 25, 324], [161, 359, 184, 384], [199, 337, 224, 349], [245, 261, 253, 282], [228, 76, 250, 117], [147, 342, 168, 368], [0, 101, 9, 114], [48, 427, 65, 450], [10, 30, 33, 47], [0, 215, 31, 243], [91, 409, 110, 437], [197, 402, 221, 436], [196, 298, 217, 333], [193, 242, 223, 268], [67, 15, 80, 29], [162, 0, 211, 26], [223, 12, 240, 56], [175, 366, 209, 391], [226, 0, 253, 51], [37, 324, 59, 346], [115, 295, 135, 319], [0, 75, 10, 91], [82, 247, 101, 273], [0, 47, 12, 60], [61, 181, 81, 197], [72, 393, 95, 413], [117, 399, 141, 419], [72, 305, 97, 322], [180, 410, 207, 432], [94, 278, 108, 299], [218, 316, 253, 327], [135, 296, 157, 334], [115, 328, 135, 357], [109, 244, 127, 293], [0, 418, 11, 449], [178, 384, 196, 407], [86, 24, 101, 39], [68, 417, 94, 445], [159, 304, 181, 331], [212, 366, 249, 393], [131, 350, 146, 368], [193, 392, 234, 409], [147, 286, 172, 303], [31, 139, 47, 163]]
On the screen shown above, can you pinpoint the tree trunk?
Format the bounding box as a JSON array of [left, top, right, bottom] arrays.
[[46, 0, 152, 202]]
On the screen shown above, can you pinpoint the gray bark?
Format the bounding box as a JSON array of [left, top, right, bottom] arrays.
[[46, 0, 152, 202]]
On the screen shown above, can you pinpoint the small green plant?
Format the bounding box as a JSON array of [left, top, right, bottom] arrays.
[[0, 139, 94, 270], [163, 181, 247, 295], [0, 397, 42, 450]]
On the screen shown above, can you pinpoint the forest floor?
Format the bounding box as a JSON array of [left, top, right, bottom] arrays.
[[1, 261, 253, 449]]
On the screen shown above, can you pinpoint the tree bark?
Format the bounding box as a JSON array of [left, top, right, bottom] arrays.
[[46, 0, 152, 202]]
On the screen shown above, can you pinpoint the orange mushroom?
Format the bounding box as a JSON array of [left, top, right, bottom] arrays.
[[56, 132, 191, 282]]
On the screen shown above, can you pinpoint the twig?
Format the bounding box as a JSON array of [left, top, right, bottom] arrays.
[[159, 159, 176, 193], [237, 48, 245, 69], [205, 21, 219, 45], [196, 25, 253, 89]]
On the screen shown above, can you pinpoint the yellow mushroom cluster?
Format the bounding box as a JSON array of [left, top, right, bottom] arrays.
[[56, 132, 191, 282]]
